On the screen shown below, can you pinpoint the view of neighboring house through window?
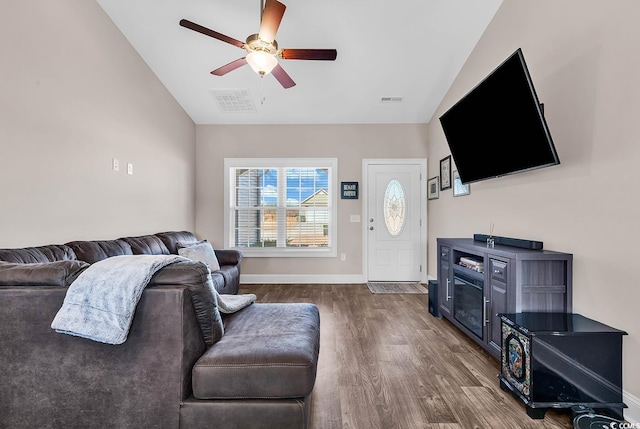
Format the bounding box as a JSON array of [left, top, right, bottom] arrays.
[[225, 158, 337, 257]]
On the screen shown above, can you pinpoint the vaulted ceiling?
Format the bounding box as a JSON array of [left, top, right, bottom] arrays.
[[96, 0, 503, 125]]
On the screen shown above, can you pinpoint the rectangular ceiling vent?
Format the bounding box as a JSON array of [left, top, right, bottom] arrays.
[[211, 89, 257, 113], [380, 96, 403, 103]]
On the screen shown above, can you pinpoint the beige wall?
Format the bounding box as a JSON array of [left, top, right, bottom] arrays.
[[0, 1, 196, 247], [427, 0, 640, 416], [195, 124, 428, 280]]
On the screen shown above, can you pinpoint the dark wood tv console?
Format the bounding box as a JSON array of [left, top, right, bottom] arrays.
[[436, 238, 573, 359]]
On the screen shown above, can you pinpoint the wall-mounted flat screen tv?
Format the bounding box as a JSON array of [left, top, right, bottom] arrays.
[[439, 48, 559, 184]]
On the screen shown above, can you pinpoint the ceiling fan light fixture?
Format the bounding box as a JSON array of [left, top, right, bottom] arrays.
[[179, 0, 336, 89], [246, 50, 278, 76]]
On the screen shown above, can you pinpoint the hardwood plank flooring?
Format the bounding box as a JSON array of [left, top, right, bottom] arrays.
[[239, 283, 573, 429]]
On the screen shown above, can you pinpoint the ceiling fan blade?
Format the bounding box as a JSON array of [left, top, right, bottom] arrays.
[[258, 0, 286, 44], [211, 58, 248, 76], [271, 64, 296, 89], [179, 19, 244, 49], [280, 49, 337, 61]]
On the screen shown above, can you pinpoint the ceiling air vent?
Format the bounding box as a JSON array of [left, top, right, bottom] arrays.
[[210, 89, 257, 113], [380, 96, 403, 103]]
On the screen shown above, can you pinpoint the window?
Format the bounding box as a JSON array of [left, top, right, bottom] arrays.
[[383, 179, 406, 237], [224, 158, 337, 257]]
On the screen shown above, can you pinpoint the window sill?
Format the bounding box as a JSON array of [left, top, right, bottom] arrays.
[[233, 248, 337, 258]]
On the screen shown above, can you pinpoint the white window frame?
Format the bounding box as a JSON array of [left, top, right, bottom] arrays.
[[224, 158, 338, 258]]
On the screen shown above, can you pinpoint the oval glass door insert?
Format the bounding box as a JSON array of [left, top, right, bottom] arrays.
[[383, 179, 406, 236]]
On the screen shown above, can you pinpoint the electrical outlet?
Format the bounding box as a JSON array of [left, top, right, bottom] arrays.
[[112, 158, 119, 171], [127, 163, 133, 175], [340, 253, 346, 261]]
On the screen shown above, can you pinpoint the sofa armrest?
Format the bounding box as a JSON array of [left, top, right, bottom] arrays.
[[148, 260, 210, 286], [149, 261, 225, 346], [214, 249, 243, 267]]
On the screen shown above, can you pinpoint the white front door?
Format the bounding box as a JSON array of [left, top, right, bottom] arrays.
[[365, 161, 425, 282]]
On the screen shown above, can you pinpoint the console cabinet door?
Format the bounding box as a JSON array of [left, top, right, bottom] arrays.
[[438, 245, 452, 317], [488, 259, 509, 354]]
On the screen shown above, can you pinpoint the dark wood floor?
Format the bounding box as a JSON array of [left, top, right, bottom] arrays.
[[239, 283, 573, 429]]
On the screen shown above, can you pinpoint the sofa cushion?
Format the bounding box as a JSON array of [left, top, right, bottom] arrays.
[[155, 231, 198, 254], [192, 303, 320, 400], [121, 235, 170, 255], [0, 244, 76, 263], [177, 240, 221, 272], [0, 260, 89, 287], [65, 239, 133, 264]]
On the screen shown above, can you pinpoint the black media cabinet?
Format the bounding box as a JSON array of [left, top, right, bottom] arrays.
[[436, 238, 573, 359], [499, 312, 627, 420]]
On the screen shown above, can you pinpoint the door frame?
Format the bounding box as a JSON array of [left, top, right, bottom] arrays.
[[362, 158, 428, 283]]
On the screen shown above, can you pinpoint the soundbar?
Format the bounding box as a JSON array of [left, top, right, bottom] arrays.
[[473, 234, 543, 250]]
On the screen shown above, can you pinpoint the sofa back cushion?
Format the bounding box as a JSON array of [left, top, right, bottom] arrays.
[[155, 231, 198, 254], [121, 235, 170, 255], [0, 245, 76, 263], [66, 239, 133, 264]]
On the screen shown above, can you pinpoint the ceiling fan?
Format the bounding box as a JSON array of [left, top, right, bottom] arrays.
[[179, 0, 337, 89]]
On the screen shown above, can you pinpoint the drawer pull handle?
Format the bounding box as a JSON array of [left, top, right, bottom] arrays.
[[494, 269, 502, 275], [483, 297, 490, 326]]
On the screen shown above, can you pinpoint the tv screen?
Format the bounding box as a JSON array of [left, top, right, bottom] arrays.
[[439, 48, 559, 184]]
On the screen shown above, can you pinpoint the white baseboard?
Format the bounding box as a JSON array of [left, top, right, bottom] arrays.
[[240, 274, 365, 284], [241, 274, 437, 284], [624, 390, 640, 423]]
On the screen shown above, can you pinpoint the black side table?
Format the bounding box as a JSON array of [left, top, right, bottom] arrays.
[[498, 312, 627, 420]]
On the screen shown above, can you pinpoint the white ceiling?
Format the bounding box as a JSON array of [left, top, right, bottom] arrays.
[[96, 0, 503, 125]]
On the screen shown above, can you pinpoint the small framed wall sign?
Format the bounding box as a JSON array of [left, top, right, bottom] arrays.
[[440, 156, 452, 190], [428, 176, 439, 200], [453, 170, 470, 197], [341, 182, 359, 199]]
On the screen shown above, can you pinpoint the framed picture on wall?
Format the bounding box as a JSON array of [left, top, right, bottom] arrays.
[[440, 156, 452, 190], [453, 170, 470, 197], [428, 176, 439, 200]]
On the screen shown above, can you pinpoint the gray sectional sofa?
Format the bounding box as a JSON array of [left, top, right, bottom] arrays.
[[0, 231, 320, 429]]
